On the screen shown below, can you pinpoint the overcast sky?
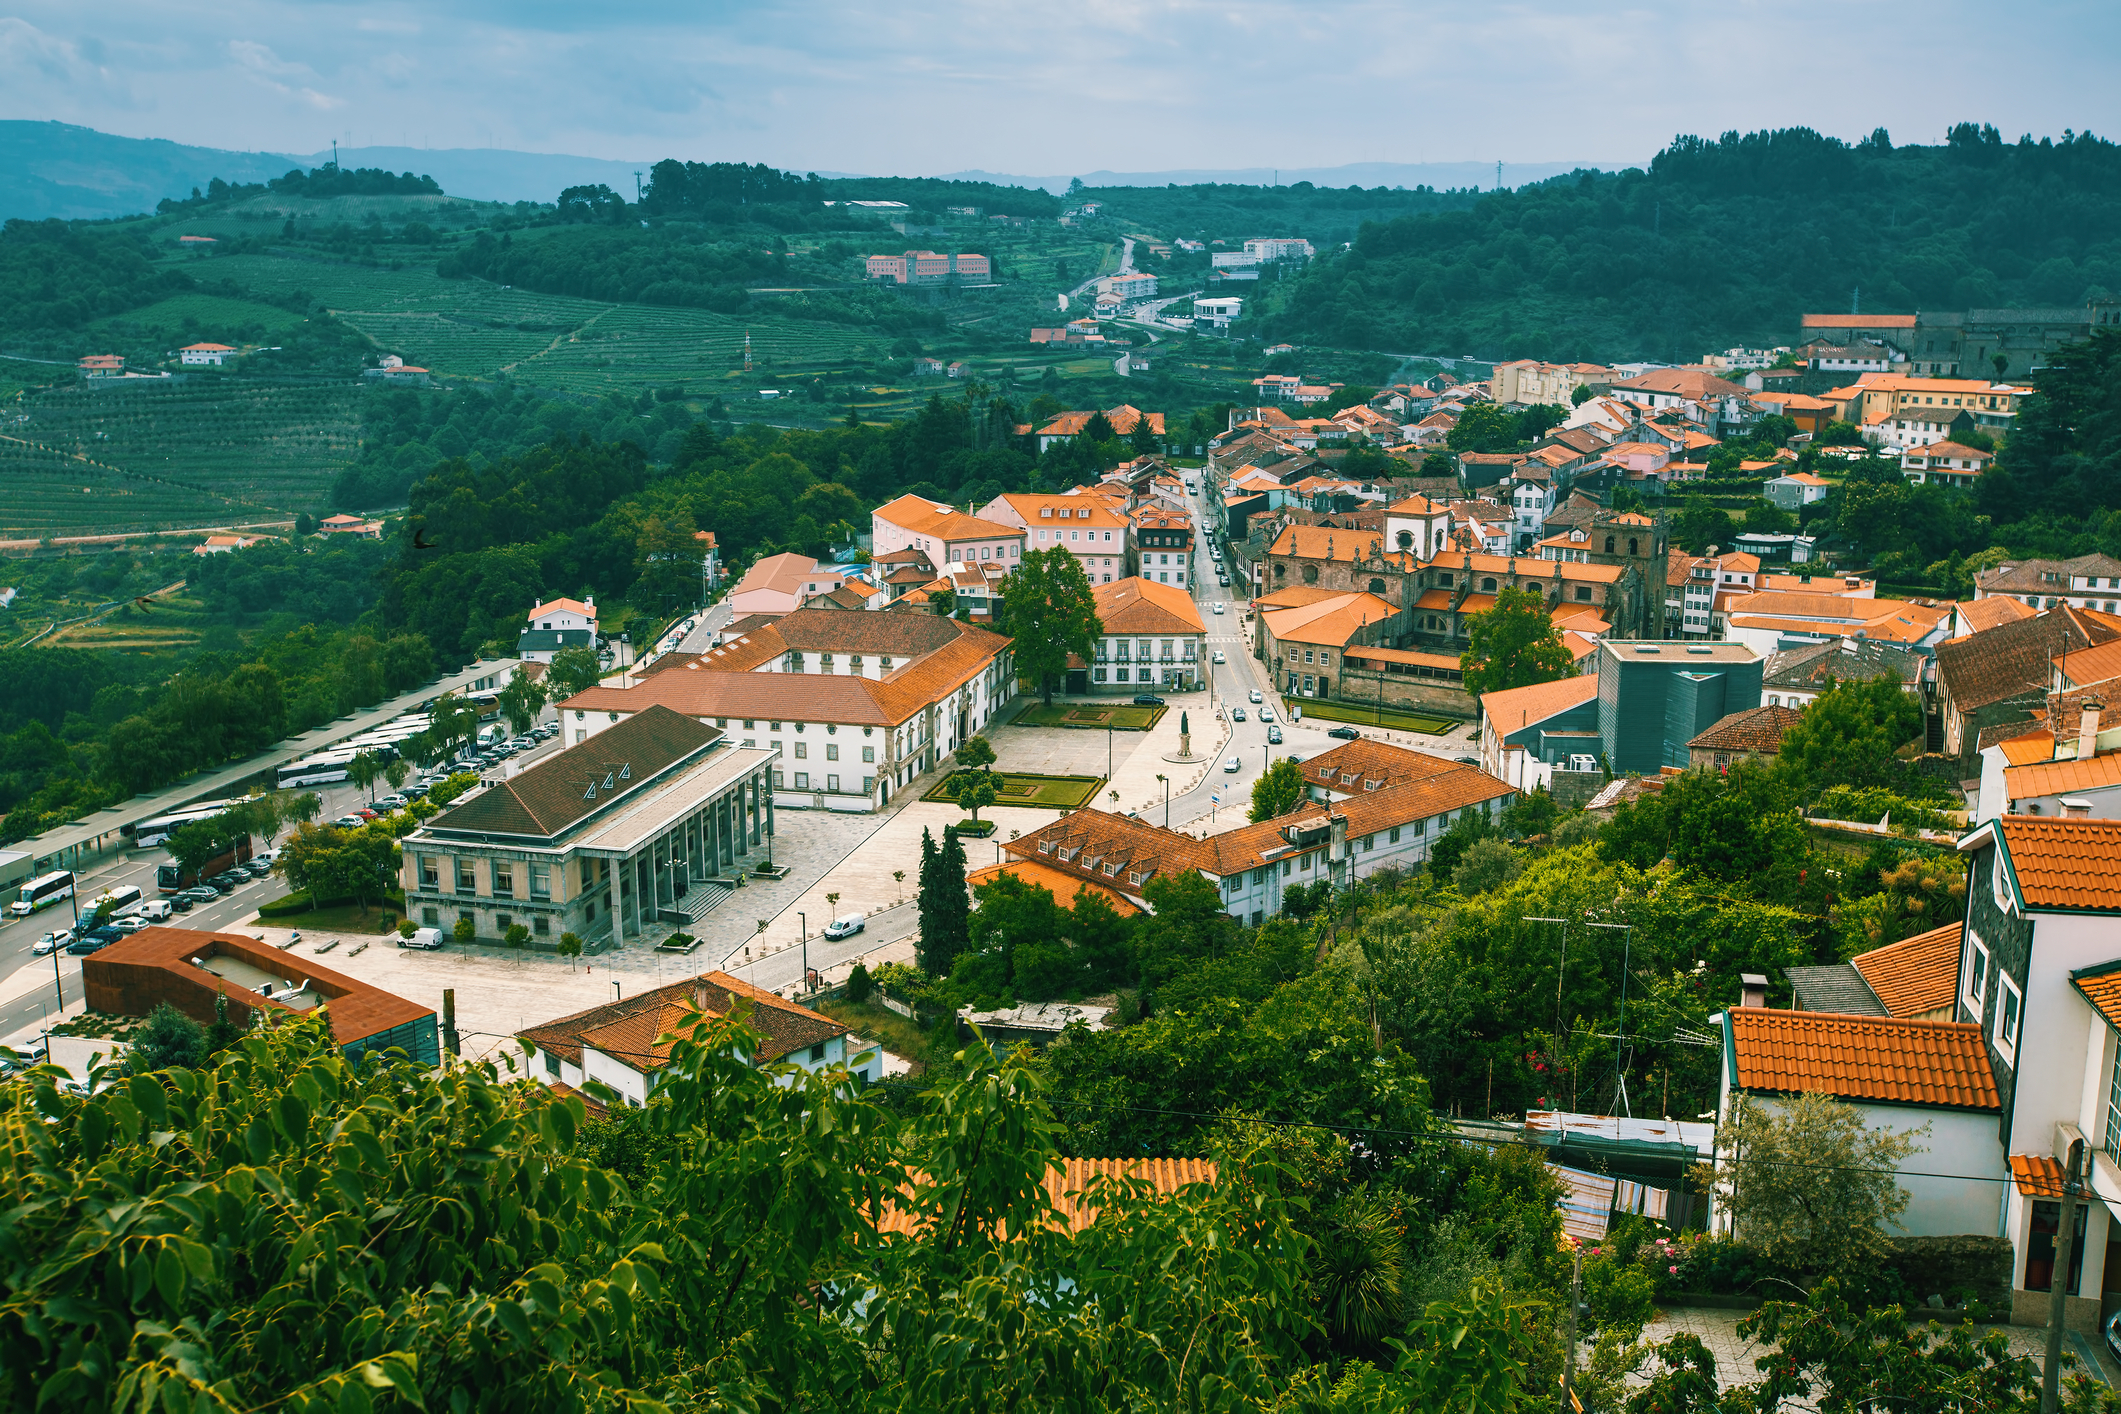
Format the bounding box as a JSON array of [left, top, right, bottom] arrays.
[[4, 0, 2117, 176]]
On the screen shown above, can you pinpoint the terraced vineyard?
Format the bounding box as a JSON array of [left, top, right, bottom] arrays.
[[0, 381, 359, 533]]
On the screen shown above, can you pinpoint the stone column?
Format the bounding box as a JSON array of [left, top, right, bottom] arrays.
[[607, 856, 624, 945]]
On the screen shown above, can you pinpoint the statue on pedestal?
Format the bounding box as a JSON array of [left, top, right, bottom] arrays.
[[1180, 710, 1190, 758]]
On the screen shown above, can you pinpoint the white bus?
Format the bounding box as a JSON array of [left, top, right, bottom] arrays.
[[84, 883, 143, 920], [132, 797, 248, 849], [277, 751, 355, 790], [10, 870, 75, 918]]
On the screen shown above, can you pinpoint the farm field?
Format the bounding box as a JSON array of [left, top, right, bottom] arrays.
[[0, 380, 359, 533], [89, 292, 309, 345]]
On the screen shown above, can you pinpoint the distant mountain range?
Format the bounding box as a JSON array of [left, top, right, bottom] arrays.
[[0, 121, 1628, 222], [939, 161, 1631, 195]]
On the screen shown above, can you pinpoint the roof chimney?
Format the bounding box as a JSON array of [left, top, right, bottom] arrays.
[[2080, 697, 2103, 761], [1739, 973, 1769, 1009]]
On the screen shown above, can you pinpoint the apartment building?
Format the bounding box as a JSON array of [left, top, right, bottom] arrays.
[[1130, 503, 1193, 586], [1488, 360, 1617, 407], [976, 492, 1132, 584], [1825, 374, 2033, 450], [870, 493, 1025, 568], [864, 251, 991, 284], [1080, 577, 1205, 694]]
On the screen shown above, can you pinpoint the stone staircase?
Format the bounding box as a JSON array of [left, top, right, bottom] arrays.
[[657, 880, 733, 926]]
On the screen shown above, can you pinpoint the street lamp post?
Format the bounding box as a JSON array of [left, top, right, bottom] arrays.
[[1155, 774, 1169, 827], [798, 912, 807, 994]]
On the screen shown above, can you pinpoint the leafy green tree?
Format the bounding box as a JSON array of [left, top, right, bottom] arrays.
[[845, 961, 872, 1003], [1425, 808, 1496, 884], [1671, 492, 1734, 553], [1452, 837, 1522, 895], [558, 931, 583, 969], [1458, 586, 1575, 699], [346, 750, 383, 803], [167, 813, 243, 886], [1134, 870, 1238, 987], [1740, 497, 1797, 535], [916, 825, 970, 976], [1000, 547, 1102, 705], [955, 771, 998, 824], [956, 734, 997, 773], [545, 645, 605, 699], [1708, 1091, 1922, 1278], [283, 791, 322, 830], [1776, 673, 1925, 795], [1248, 757, 1306, 822], [453, 914, 476, 943], [969, 870, 1068, 999], [1444, 402, 1520, 454], [384, 758, 410, 793], [497, 670, 548, 735], [126, 1001, 206, 1074], [504, 923, 530, 949]]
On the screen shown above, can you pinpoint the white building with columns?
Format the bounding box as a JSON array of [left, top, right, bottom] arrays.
[[399, 705, 777, 950]]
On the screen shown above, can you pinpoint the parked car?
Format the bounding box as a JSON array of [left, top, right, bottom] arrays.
[[331, 815, 365, 829], [1268, 726, 1283, 744], [823, 913, 866, 940], [400, 927, 446, 950], [66, 928, 122, 955], [1231, 708, 1246, 722], [1223, 756, 1242, 773], [242, 859, 274, 879], [1326, 726, 1362, 740], [1249, 689, 1263, 703], [1218, 576, 1230, 586], [111, 916, 151, 934], [375, 794, 408, 810], [168, 895, 196, 913], [1133, 694, 1165, 707], [177, 887, 218, 905], [1455, 756, 1479, 766], [353, 808, 382, 821], [32, 931, 65, 956]]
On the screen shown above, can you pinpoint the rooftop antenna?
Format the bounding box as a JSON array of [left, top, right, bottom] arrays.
[[633, 170, 644, 203]]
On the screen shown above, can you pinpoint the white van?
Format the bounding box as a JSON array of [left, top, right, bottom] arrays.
[[136, 899, 174, 922], [401, 927, 446, 950], [822, 913, 866, 940]]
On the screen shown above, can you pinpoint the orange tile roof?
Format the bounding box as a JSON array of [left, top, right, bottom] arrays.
[[966, 860, 1146, 916], [2003, 751, 2121, 800], [2055, 638, 2121, 689], [1266, 523, 1388, 562], [1688, 704, 1804, 754], [1959, 597, 2038, 634], [1992, 817, 2121, 912], [521, 970, 845, 1069], [1300, 738, 1465, 793], [1479, 672, 1600, 731], [1726, 1010, 1999, 1110], [1851, 923, 1962, 1019], [873, 1157, 1218, 1239], [2009, 1154, 2067, 1199], [1259, 591, 1397, 647], [2070, 961, 2121, 1031], [1254, 585, 1348, 609], [1094, 576, 1206, 634]]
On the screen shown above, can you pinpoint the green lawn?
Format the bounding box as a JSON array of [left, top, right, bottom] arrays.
[[1011, 702, 1165, 731], [1286, 697, 1460, 735], [922, 770, 1105, 809], [251, 893, 405, 935], [816, 997, 932, 1067]]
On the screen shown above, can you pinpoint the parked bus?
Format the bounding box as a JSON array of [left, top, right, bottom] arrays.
[[156, 835, 254, 893], [131, 798, 248, 849], [10, 870, 75, 918], [277, 752, 355, 790], [82, 883, 143, 921]]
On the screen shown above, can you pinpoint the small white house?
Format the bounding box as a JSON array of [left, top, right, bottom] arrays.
[[1193, 296, 1244, 329], [178, 342, 237, 367], [518, 971, 879, 1109]]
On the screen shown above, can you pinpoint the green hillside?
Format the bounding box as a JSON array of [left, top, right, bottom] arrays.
[[1263, 125, 2121, 362]]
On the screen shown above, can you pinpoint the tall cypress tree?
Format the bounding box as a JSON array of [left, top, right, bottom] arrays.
[[933, 825, 971, 974], [914, 827, 946, 975]]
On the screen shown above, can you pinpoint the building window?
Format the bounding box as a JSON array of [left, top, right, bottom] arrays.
[[2104, 1045, 2121, 1166], [810, 1042, 827, 1062], [1995, 974, 2023, 1065], [455, 859, 476, 893], [1961, 930, 1989, 1020], [492, 862, 514, 898], [530, 864, 550, 901], [422, 906, 438, 925], [419, 856, 438, 889], [544, 1051, 560, 1076], [794, 772, 809, 789], [862, 746, 875, 762], [2026, 1201, 2088, 1295], [773, 770, 786, 788], [534, 916, 550, 936], [794, 742, 807, 759], [1389, 826, 1402, 843]]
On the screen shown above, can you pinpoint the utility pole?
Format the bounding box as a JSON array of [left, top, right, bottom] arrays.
[[1496, 159, 1503, 192], [2042, 1138, 2086, 1414], [441, 988, 459, 1057], [633, 170, 644, 204]]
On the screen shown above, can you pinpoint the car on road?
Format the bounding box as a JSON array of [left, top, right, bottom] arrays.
[[1218, 576, 1230, 586], [111, 916, 151, 934], [375, 794, 408, 810], [1211, 602, 1225, 614], [823, 913, 867, 940], [1326, 725, 1362, 740], [32, 931, 65, 956], [331, 815, 367, 829], [1133, 694, 1165, 707], [1268, 726, 1283, 744], [1259, 707, 1275, 722], [1231, 708, 1245, 721], [168, 894, 196, 913], [176, 887, 217, 906], [1223, 756, 1242, 773], [1455, 757, 1479, 766], [242, 860, 274, 879], [1211, 650, 1225, 664], [1248, 689, 1263, 704]]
